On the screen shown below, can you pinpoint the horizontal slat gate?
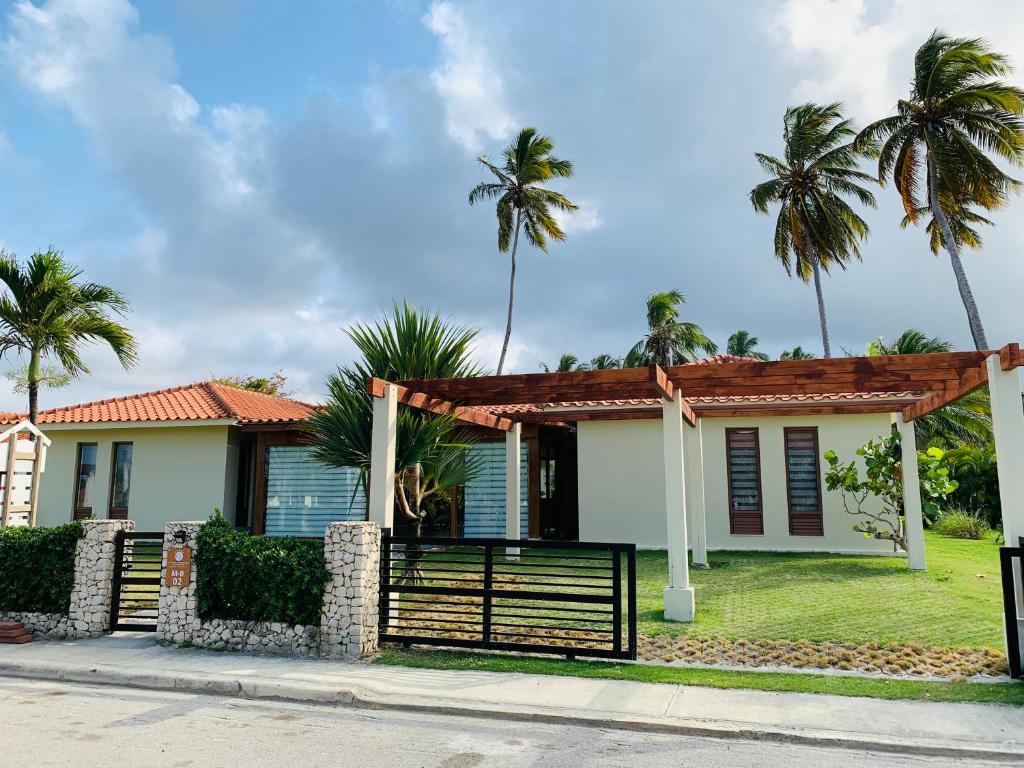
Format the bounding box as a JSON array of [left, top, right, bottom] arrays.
[[109, 531, 163, 632], [379, 535, 637, 660], [1001, 541, 1024, 680]]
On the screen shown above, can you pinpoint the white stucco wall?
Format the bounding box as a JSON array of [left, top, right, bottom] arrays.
[[35, 424, 235, 531], [577, 413, 896, 554]]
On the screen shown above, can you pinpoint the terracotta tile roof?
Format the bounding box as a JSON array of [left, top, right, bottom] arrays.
[[2, 382, 313, 426]]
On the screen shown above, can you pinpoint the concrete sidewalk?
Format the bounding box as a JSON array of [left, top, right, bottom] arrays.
[[0, 635, 1021, 761]]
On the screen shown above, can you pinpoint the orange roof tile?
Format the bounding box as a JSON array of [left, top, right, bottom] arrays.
[[3, 382, 312, 426]]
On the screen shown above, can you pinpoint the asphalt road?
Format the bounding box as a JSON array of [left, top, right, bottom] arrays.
[[0, 677, 1003, 767]]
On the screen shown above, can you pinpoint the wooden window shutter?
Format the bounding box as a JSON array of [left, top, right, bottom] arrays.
[[725, 428, 763, 535], [785, 427, 824, 536]]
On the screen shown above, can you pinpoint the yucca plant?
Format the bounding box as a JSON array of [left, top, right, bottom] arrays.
[[751, 103, 877, 358], [306, 303, 485, 539], [856, 31, 1024, 350]]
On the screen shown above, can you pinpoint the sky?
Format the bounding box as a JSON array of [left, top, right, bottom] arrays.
[[0, 0, 1022, 411]]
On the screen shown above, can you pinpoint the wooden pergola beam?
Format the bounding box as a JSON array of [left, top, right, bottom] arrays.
[[367, 378, 513, 432], [1000, 342, 1023, 371], [649, 364, 674, 400], [901, 362, 988, 422]]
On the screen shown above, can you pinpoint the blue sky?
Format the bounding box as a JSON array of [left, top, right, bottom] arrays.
[[0, 0, 1022, 411]]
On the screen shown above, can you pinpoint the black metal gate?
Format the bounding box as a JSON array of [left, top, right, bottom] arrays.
[[109, 531, 163, 632], [1000, 537, 1024, 680], [379, 534, 637, 660]]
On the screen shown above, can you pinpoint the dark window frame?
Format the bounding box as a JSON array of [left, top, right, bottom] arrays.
[[108, 441, 133, 521], [725, 427, 764, 535], [72, 442, 98, 521], [784, 427, 825, 536]]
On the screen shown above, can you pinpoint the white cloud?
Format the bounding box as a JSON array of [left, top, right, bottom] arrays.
[[773, 0, 1024, 122], [554, 200, 603, 235], [423, 1, 515, 152]]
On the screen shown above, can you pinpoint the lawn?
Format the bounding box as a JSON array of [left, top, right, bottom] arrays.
[[637, 531, 1004, 650]]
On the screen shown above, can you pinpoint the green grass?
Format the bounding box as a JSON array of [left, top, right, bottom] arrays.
[[375, 648, 1024, 705], [637, 531, 1005, 650]]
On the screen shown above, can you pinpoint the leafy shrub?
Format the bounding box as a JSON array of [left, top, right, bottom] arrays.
[[932, 508, 991, 540], [939, 446, 1000, 528], [0, 522, 83, 614], [194, 514, 329, 626]]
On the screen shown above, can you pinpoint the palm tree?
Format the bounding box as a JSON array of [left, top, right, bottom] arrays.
[[469, 128, 578, 374], [540, 354, 586, 373], [856, 32, 1024, 350], [627, 290, 717, 366], [779, 346, 816, 360], [751, 103, 877, 358], [868, 328, 991, 447], [726, 330, 769, 361], [588, 353, 622, 370], [306, 303, 485, 537], [0, 249, 137, 423]]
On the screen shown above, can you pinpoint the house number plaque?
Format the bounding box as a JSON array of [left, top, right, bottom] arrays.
[[165, 546, 192, 588]]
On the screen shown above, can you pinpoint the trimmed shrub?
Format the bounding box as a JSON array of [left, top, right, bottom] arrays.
[[194, 514, 329, 626], [0, 522, 83, 614], [932, 508, 991, 540]]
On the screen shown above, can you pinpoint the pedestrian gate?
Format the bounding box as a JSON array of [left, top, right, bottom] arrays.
[[1001, 537, 1024, 680], [109, 531, 163, 632]]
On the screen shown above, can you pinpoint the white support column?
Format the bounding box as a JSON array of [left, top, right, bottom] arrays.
[[368, 383, 398, 530], [505, 423, 521, 558], [663, 393, 694, 621], [684, 417, 709, 568], [988, 355, 1024, 550], [893, 415, 926, 571]]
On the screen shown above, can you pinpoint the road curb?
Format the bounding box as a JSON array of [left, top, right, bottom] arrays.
[[1, 659, 1021, 762]]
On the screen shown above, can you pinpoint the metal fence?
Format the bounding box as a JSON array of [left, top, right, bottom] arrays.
[[379, 534, 637, 660], [109, 531, 163, 632], [1001, 537, 1024, 680]]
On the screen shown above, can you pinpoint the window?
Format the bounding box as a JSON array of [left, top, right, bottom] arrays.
[[108, 442, 133, 520], [785, 428, 824, 536], [73, 443, 98, 520], [725, 428, 763, 534]]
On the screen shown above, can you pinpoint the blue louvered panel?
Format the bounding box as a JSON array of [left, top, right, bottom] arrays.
[[462, 441, 528, 539], [265, 446, 366, 537]]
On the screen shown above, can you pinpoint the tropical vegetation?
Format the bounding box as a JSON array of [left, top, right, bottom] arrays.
[[214, 371, 293, 397], [779, 346, 815, 360], [627, 290, 717, 366], [0, 249, 137, 424], [856, 31, 1024, 350], [305, 304, 484, 536], [725, 329, 768, 360], [469, 127, 577, 374], [750, 103, 877, 358]]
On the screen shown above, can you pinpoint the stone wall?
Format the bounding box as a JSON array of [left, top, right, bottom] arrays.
[[157, 520, 381, 658], [320, 521, 380, 658], [1, 519, 133, 639]]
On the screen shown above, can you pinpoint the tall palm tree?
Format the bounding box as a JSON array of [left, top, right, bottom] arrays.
[[306, 303, 485, 537], [627, 290, 717, 366], [469, 128, 578, 374], [726, 330, 769, 361], [868, 328, 991, 447], [751, 103, 877, 358], [856, 32, 1024, 351], [779, 346, 816, 360], [0, 249, 137, 423], [588, 353, 622, 370]]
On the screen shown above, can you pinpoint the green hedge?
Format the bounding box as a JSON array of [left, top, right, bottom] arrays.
[[0, 522, 83, 614], [194, 515, 329, 626]]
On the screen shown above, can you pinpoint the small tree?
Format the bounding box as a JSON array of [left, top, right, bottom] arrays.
[[214, 371, 292, 397], [824, 428, 957, 551]]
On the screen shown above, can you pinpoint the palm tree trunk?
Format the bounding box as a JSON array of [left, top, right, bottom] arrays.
[[496, 209, 522, 375], [27, 350, 40, 424], [927, 156, 989, 351], [811, 256, 832, 359]]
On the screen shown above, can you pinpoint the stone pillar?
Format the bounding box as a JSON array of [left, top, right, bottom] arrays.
[[67, 519, 134, 638], [156, 521, 203, 643], [320, 521, 381, 658], [662, 393, 694, 621], [894, 415, 926, 571]]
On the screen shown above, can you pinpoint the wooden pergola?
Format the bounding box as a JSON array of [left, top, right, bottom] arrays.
[[367, 344, 1024, 628]]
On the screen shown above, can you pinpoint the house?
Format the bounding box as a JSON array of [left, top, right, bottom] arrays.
[[13, 356, 921, 560]]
